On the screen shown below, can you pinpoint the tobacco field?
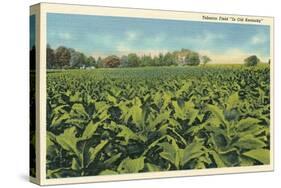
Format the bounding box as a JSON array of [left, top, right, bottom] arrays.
[[46, 65, 270, 178]]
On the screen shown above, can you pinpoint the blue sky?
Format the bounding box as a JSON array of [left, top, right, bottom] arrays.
[[47, 13, 270, 63]]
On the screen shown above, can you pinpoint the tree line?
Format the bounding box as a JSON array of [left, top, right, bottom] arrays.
[[46, 45, 212, 69]]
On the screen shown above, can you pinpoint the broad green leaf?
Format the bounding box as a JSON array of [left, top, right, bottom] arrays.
[[172, 101, 185, 120], [152, 91, 163, 107], [82, 121, 99, 140], [180, 142, 204, 166], [87, 140, 109, 167], [234, 135, 266, 150], [160, 143, 179, 168], [70, 103, 88, 118], [162, 92, 172, 110], [240, 156, 255, 166], [56, 127, 80, 156], [65, 118, 87, 129], [130, 102, 143, 126], [226, 92, 239, 110], [146, 163, 162, 172], [118, 101, 131, 123], [107, 94, 117, 104], [188, 109, 199, 125], [207, 104, 227, 126], [51, 113, 70, 127], [243, 149, 270, 164], [159, 139, 180, 169], [69, 92, 82, 103], [93, 101, 110, 121], [95, 101, 110, 113], [71, 157, 81, 171], [236, 118, 260, 132], [51, 104, 69, 116], [117, 157, 145, 173], [184, 100, 195, 110], [220, 149, 240, 166], [133, 96, 142, 107], [104, 153, 122, 166], [209, 150, 226, 168], [117, 125, 146, 143], [148, 110, 170, 131]]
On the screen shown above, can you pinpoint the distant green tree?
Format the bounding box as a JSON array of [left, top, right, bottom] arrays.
[[127, 53, 140, 67], [70, 52, 86, 68], [79, 53, 87, 67], [244, 55, 260, 66], [68, 48, 87, 68], [164, 52, 176, 66], [201, 55, 211, 65], [102, 55, 121, 68], [153, 56, 159, 66], [140, 55, 153, 67], [68, 48, 76, 67], [96, 57, 103, 68], [158, 53, 165, 66], [185, 52, 200, 66], [55, 46, 71, 68], [120, 55, 129, 67], [86, 56, 96, 67]]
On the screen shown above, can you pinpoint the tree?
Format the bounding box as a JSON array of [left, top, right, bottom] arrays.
[[96, 57, 103, 68], [68, 48, 77, 67], [140, 55, 153, 67], [46, 44, 55, 69], [120, 55, 129, 67], [127, 53, 140, 67], [102, 55, 121, 68], [164, 52, 176, 66], [244, 55, 260, 66], [54, 46, 71, 68], [185, 52, 200, 66], [153, 56, 160, 66], [86, 56, 96, 67], [68, 50, 86, 68], [77, 53, 87, 68], [158, 53, 165, 66], [173, 48, 192, 65], [201, 55, 211, 65]]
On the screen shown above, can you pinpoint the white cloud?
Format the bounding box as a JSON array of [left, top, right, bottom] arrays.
[[125, 31, 139, 41], [87, 33, 113, 46], [115, 31, 167, 54], [251, 33, 267, 45], [49, 31, 74, 41], [178, 31, 225, 47], [57, 32, 73, 40], [116, 42, 131, 53]]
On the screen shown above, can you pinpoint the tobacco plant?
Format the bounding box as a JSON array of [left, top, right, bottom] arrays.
[[46, 65, 270, 178]]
